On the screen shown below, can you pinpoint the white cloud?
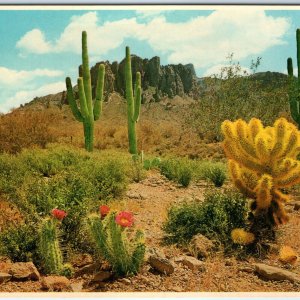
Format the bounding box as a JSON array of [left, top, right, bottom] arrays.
[[135, 10, 165, 20], [0, 81, 65, 113], [0, 67, 63, 86], [16, 10, 290, 70], [16, 29, 52, 54], [203, 64, 251, 77]]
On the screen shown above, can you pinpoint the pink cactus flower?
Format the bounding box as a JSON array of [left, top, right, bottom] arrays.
[[99, 205, 110, 219], [51, 208, 67, 221], [115, 211, 134, 227]]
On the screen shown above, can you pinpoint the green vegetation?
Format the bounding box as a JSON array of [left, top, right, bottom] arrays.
[[287, 29, 300, 128], [0, 145, 134, 262], [125, 46, 142, 155], [66, 31, 105, 152], [202, 161, 227, 187], [163, 190, 248, 247]]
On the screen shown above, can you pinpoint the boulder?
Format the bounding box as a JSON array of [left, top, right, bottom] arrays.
[[189, 234, 214, 259], [41, 276, 71, 291], [0, 273, 12, 284], [148, 249, 175, 275], [254, 263, 300, 283], [179, 256, 206, 272], [9, 262, 40, 281]]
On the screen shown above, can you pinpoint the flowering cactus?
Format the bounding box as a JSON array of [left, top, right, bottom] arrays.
[[87, 209, 145, 276]]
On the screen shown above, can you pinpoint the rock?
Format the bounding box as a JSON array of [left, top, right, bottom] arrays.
[[294, 203, 300, 211], [119, 278, 131, 285], [0, 257, 12, 273], [70, 281, 84, 292], [41, 276, 71, 291], [0, 273, 12, 284], [149, 249, 175, 275], [189, 234, 214, 259], [9, 262, 40, 281], [180, 256, 206, 272], [92, 271, 113, 282], [172, 286, 184, 292], [254, 263, 300, 283]]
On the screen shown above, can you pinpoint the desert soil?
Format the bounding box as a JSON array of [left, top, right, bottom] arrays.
[[1, 170, 300, 293]]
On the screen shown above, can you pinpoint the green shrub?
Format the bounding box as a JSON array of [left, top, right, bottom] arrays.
[[160, 158, 193, 187], [163, 189, 248, 246], [203, 162, 227, 187], [0, 223, 38, 263], [143, 157, 161, 170]]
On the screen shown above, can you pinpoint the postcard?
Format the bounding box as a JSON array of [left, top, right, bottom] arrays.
[[0, 3, 300, 297]]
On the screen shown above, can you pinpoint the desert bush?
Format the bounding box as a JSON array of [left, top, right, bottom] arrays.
[[159, 158, 193, 187], [0, 223, 38, 263], [143, 157, 161, 170], [0, 109, 58, 153], [203, 161, 227, 187], [163, 189, 248, 246], [187, 55, 290, 142]]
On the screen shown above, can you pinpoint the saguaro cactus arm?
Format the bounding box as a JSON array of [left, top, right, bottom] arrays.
[[66, 77, 84, 122], [94, 64, 105, 121]]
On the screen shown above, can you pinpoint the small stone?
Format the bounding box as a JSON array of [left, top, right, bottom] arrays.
[[254, 263, 300, 283], [92, 271, 113, 282], [126, 191, 140, 199], [70, 281, 83, 292], [188, 234, 214, 259], [119, 278, 131, 285], [9, 262, 40, 281], [0, 273, 12, 284], [181, 256, 206, 272], [41, 276, 71, 291], [75, 262, 100, 276], [149, 250, 175, 275]]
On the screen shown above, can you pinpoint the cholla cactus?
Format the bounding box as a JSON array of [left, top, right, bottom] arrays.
[[222, 118, 300, 230], [87, 211, 145, 277]]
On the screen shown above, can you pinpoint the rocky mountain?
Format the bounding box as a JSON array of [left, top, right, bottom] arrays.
[[27, 55, 201, 109]]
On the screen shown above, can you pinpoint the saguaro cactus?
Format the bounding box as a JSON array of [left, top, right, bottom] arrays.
[[65, 31, 105, 152], [125, 46, 142, 155], [222, 118, 300, 239], [287, 29, 300, 128]]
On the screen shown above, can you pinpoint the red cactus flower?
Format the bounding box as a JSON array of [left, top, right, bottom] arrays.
[[99, 205, 110, 219], [115, 211, 134, 227], [51, 208, 67, 221]]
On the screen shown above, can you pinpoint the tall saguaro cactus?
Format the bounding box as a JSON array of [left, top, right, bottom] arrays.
[[65, 31, 105, 152], [125, 46, 142, 155], [287, 29, 300, 128]]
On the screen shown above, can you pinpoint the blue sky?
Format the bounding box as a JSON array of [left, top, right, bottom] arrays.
[[1, 8, 300, 113]]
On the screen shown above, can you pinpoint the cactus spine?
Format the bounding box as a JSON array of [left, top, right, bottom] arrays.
[[87, 213, 145, 276], [38, 218, 73, 276], [125, 46, 142, 155], [222, 118, 300, 237], [66, 31, 105, 152], [287, 29, 300, 128]]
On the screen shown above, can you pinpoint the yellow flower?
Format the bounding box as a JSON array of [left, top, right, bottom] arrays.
[[231, 228, 255, 245]]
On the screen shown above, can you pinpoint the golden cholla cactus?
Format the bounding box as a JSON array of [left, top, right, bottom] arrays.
[[231, 228, 255, 245], [222, 118, 300, 226], [279, 245, 298, 265]]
